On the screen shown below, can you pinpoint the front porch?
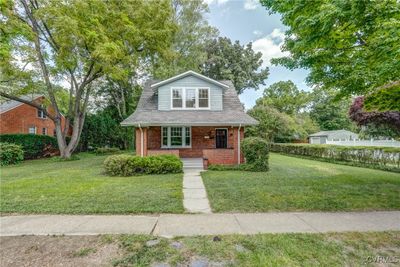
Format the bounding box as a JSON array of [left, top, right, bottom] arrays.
[[135, 126, 244, 165]]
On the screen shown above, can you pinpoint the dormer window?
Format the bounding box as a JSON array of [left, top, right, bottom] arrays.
[[37, 105, 47, 119], [171, 87, 210, 109]]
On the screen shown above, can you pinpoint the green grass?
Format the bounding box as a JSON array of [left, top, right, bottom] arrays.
[[202, 153, 400, 212], [110, 231, 400, 266], [0, 153, 184, 214]]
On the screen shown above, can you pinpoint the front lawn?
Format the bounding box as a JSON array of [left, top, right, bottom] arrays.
[[202, 153, 400, 212], [1, 232, 399, 266], [0, 153, 184, 214]]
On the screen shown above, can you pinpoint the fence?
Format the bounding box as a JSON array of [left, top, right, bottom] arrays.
[[326, 139, 400, 147]]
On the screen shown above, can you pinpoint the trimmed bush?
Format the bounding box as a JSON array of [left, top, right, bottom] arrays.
[[94, 147, 120, 155], [0, 134, 58, 159], [103, 154, 183, 176], [241, 137, 270, 171], [270, 143, 400, 172], [0, 142, 24, 166]]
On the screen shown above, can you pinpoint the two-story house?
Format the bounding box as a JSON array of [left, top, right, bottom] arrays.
[[0, 94, 70, 136], [121, 71, 258, 165]]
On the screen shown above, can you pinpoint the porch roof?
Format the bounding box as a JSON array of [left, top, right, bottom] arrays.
[[121, 80, 258, 127]]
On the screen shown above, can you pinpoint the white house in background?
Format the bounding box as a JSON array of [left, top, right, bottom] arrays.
[[308, 130, 359, 144]]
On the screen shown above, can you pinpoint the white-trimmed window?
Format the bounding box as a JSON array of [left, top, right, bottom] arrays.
[[171, 87, 210, 109], [42, 127, 47, 135], [37, 105, 47, 119], [198, 88, 209, 108], [172, 88, 183, 108], [28, 126, 36, 134], [161, 126, 191, 148]]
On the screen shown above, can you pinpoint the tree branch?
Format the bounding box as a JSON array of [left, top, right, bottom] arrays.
[[0, 91, 55, 121]]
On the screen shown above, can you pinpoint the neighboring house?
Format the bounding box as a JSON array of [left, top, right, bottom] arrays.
[[308, 130, 359, 144], [0, 94, 69, 136], [121, 70, 258, 165]]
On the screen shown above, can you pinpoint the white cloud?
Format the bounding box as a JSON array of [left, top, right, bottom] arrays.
[[253, 30, 262, 36], [203, 0, 229, 6], [244, 0, 259, 10], [252, 28, 289, 67]]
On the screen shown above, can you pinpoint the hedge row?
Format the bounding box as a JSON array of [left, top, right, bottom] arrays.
[[0, 142, 24, 166], [94, 147, 120, 155], [270, 143, 400, 172], [0, 134, 58, 159], [104, 154, 183, 176]]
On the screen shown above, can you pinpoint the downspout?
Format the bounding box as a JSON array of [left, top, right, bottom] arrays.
[[238, 124, 242, 164], [138, 124, 144, 157]]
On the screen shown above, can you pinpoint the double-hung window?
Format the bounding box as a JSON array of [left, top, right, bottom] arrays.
[[162, 126, 191, 148], [171, 88, 209, 109], [37, 105, 47, 119], [172, 88, 183, 108], [28, 126, 36, 134]]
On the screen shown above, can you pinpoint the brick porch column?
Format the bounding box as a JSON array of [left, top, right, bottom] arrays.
[[135, 127, 148, 157]]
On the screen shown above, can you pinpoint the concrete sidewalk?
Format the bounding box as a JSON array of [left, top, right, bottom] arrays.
[[1, 211, 399, 237]]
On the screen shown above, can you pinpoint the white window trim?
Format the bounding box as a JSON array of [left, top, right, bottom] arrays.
[[170, 87, 210, 110], [161, 126, 192, 148], [28, 126, 37, 134]]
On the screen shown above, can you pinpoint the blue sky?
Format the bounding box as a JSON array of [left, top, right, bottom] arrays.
[[205, 0, 310, 109]]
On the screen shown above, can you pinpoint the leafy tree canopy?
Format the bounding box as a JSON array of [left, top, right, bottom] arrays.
[[200, 37, 269, 94], [260, 0, 400, 107], [309, 87, 355, 131], [152, 0, 218, 79], [1, 0, 175, 158], [257, 80, 310, 115]]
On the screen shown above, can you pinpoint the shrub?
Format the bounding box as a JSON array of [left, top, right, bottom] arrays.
[[241, 137, 270, 171], [270, 143, 400, 172], [103, 154, 183, 176], [0, 134, 58, 159], [0, 142, 24, 166], [94, 147, 120, 155]]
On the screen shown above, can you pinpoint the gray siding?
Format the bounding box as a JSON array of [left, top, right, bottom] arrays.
[[158, 75, 223, 110]]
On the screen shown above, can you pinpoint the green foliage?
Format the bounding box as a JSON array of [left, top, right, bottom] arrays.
[[259, 81, 310, 115], [152, 0, 218, 79], [1, 0, 176, 158], [201, 37, 269, 94], [248, 82, 320, 142], [104, 154, 183, 176], [270, 143, 400, 172], [0, 134, 58, 159], [80, 107, 134, 151], [247, 105, 298, 142], [94, 147, 121, 155], [240, 137, 270, 171], [309, 87, 355, 131], [0, 142, 24, 166], [364, 86, 400, 112], [260, 0, 400, 107]]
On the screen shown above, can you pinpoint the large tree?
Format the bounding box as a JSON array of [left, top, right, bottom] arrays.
[[257, 80, 310, 115], [260, 0, 400, 108], [200, 37, 269, 94], [309, 87, 354, 131], [152, 0, 218, 79], [1, 0, 175, 158]]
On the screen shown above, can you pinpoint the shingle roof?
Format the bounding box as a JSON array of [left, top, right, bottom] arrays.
[[0, 94, 44, 114], [121, 80, 258, 126], [309, 130, 358, 138]]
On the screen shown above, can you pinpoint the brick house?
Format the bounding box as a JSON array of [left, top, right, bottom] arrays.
[[121, 71, 258, 165], [0, 94, 69, 136]]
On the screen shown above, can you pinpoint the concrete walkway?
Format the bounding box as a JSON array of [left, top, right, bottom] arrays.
[[182, 158, 211, 213], [1, 211, 399, 237]]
